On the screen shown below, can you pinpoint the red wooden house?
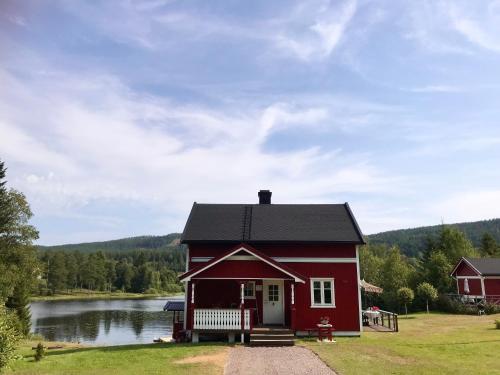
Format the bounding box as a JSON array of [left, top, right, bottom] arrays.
[[450, 257, 500, 303], [179, 190, 365, 343]]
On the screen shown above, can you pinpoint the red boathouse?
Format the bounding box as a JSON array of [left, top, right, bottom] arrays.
[[450, 257, 500, 303], [179, 190, 365, 343]]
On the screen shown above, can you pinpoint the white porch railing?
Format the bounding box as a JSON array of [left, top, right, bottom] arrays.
[[193, 308, 251, 330]]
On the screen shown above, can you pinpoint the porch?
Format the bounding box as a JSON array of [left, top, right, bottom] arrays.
[[188, 278, 298, 343]]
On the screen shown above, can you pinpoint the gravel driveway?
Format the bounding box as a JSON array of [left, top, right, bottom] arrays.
[[224, 346, 336, 375]]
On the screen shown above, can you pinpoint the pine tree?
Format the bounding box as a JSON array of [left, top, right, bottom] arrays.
[[48, 252, 68, 293], [0, 160, 39, 337], [480, 233, 499, 257]]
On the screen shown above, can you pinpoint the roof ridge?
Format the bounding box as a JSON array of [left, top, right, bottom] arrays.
[[241, 205, 253, 241]]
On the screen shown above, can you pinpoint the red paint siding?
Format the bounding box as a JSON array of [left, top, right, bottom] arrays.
[[286, 262, 360, 332], [457, 278, 483, 295], [454, 261, 480, 277], [484, 278, 500, 296], [192, 259, 295, 280], [186, 243, 360, 333]]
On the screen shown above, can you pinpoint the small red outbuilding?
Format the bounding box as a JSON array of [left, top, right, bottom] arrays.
[[450, 257, 500, 303]]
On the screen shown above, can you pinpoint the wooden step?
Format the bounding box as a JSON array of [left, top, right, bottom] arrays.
[[250, 334, 295, 340], [249, 328, 295, 347], [252, 328, 293, 334], [249, 339, 295, 347]]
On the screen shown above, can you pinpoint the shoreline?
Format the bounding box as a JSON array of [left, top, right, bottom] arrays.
[[31, 291, 184, 302]]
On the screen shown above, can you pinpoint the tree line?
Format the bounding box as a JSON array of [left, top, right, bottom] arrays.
[[38, 249, 184, 295], [360, 225, 500, 314], [367, 219, 500, 258]]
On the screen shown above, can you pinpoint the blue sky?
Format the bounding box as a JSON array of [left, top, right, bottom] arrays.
[[2, 0, 500, 245]]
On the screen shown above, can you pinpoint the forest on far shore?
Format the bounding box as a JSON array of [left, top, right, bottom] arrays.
[[37, 248, 184, 296]]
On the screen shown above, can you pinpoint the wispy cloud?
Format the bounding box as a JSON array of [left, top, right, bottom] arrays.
[[407, 85, 464, 93], [403, 0, 500, 55], [0, 64, 399, 243], [273, 0, 358, 61]]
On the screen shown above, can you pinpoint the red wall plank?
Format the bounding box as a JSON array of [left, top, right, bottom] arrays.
[[457, 278, 483, 295], [485, 278, 500, 296]]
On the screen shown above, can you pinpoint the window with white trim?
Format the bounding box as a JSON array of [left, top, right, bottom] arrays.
[[244, 281, 255, 299], [310, 279, 335, 307]]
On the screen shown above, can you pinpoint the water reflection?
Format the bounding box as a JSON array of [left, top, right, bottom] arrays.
[[31, 298, 182, 345]]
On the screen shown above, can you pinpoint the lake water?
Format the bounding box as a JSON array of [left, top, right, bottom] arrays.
[[30, 297, 184, 346]]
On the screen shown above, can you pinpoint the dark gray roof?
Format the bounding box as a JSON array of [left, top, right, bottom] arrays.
[[163, 300, 185, 311], [181, 203, 364, 244], [465, 258, 500, 276]]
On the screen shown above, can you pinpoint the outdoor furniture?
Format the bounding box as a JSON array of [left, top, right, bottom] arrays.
[[364, 309, 380, 325], [362, 312, 370, 326], [317, 323, 334, 342]]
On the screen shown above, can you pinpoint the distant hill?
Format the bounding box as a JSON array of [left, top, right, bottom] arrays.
[[367, 218, 500, 258], [38, 233, 183, 253], [38, 218, 500, 259]]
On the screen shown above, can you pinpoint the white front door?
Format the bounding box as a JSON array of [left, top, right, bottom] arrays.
[[263, 280, 284, 325]]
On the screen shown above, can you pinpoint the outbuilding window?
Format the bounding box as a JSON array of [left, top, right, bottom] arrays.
[[244, 281, 255, 299], [310, 278, 335, 308]]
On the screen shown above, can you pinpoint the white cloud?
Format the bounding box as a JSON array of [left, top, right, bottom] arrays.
[[0, 67, 398, 243], [274, 0, 357, 61], [404, 0, 500, 55], [58, 0, 358, 62], [435, 190, 500, 223], [408, 85, 464, 93]]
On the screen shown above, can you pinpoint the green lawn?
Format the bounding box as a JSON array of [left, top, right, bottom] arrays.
[[301, 312, 500, 375], [7, 342, 228, 375], [7, 313, 500, 375]]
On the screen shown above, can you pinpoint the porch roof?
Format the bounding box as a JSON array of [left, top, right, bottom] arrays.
[[179, 243, 306, 283]]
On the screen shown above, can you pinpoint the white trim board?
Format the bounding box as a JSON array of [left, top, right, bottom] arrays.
[[191, 277, 293, 281], [456, 276, 482, 279], [191, 256, 357, 263], [355, 245, 363, 333]]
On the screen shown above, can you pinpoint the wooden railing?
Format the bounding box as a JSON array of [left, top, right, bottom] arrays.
[[364, 309, 398, 332], [193, 308, 251, 330]]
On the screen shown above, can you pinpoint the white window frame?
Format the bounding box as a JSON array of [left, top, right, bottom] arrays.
[[310, 278, 335, 308], [244, 281, 256, 299]]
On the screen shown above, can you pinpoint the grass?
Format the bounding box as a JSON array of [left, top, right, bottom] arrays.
[[7, 341, 229, 375], [7, 313, 500, 374], [301, 312, 500, 375], [31, 290, 183, 302]]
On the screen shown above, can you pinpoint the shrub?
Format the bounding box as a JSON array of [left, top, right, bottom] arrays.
[[495, 320, 500, 329], [0, 307, 21, 370], [34, 342, 45, 362], [484, 303, 500, 315]]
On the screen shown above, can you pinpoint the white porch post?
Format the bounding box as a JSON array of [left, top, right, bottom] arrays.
[[191, 282, 198, 342], [481, 277, 486, 297], [240, 282, 245, 343], [191, 282, 195, 304]]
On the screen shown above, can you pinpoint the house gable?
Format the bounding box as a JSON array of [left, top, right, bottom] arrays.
[[179, 243, 306, 283], [451, 257, 481, 277]]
